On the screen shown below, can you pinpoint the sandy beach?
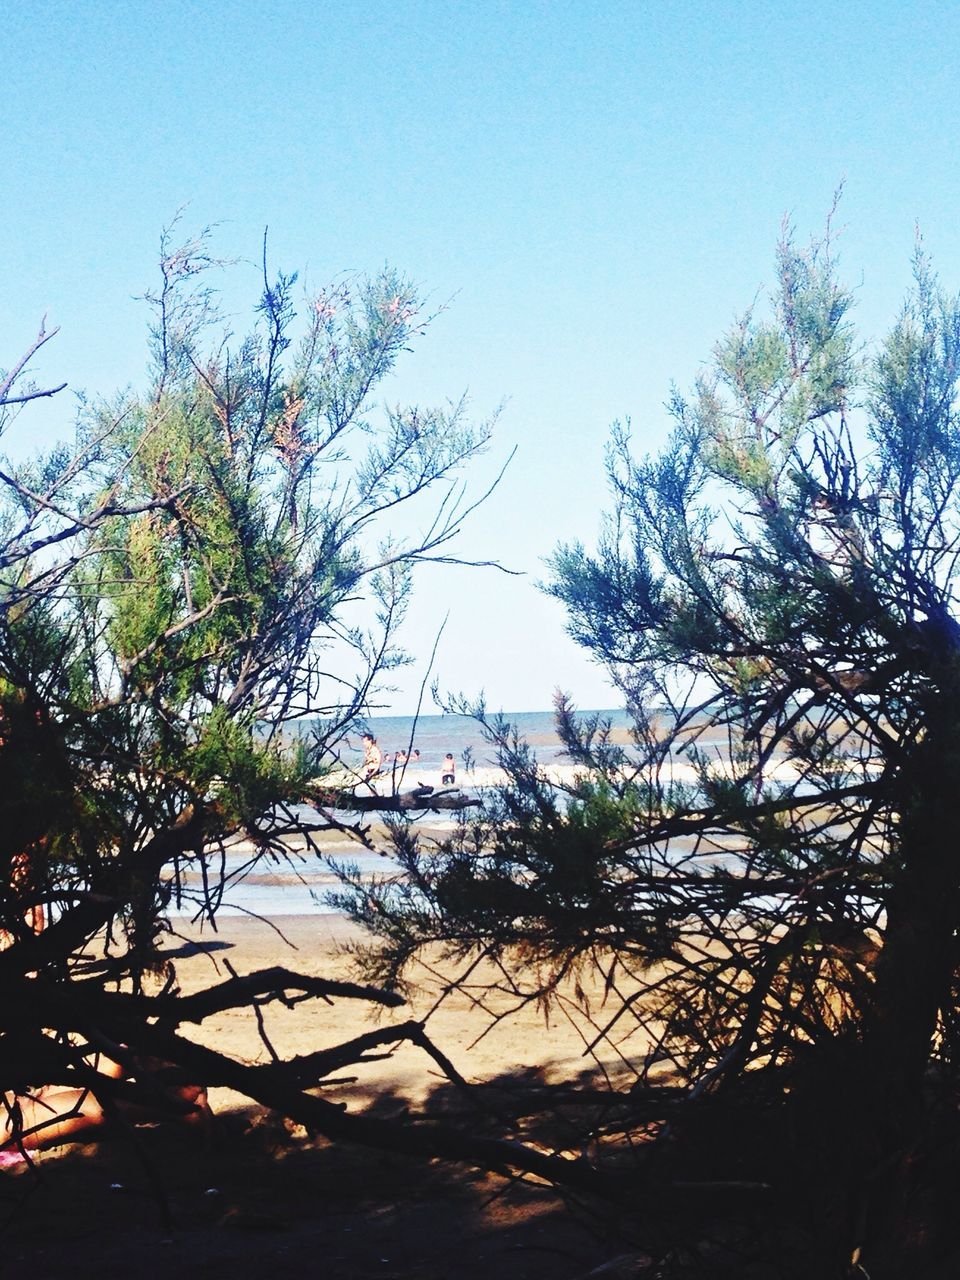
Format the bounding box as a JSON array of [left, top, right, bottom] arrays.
[[2, 913, 650, 1280], [166, 911, 642, 1110]]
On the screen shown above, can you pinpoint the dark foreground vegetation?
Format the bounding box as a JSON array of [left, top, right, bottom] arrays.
[[7, 209, 960, 1277]]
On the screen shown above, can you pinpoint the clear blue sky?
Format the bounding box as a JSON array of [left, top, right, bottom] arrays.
[[5, 0, 960, 713]]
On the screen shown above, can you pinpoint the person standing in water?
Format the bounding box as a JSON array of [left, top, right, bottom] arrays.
[[441, 752, 456, 785]]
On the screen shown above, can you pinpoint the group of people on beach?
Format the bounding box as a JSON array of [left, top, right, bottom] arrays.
[[360, 734, 456, 787]]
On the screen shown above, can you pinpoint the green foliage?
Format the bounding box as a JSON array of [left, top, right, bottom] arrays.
[[0, 230, 490, 971], [334, 220, 960, 1272], [341, 215, 960, 1132]]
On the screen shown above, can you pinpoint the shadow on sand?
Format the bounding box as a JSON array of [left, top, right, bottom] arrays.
[[0, 1065, 649, 1280]]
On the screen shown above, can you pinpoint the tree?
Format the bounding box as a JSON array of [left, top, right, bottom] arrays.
[[338, 218, 960, 1275], [4, 232, 722, 1247], [0, 230, 521, 1171]]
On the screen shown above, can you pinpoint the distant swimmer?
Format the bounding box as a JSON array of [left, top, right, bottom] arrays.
[[441, 752, 456, 785], [361, 733, 383, 781]]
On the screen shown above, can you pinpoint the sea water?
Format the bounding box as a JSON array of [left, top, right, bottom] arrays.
[[313, 707, 635, 774], [168, 708, 631, 921], [166, 706, 746, 921]]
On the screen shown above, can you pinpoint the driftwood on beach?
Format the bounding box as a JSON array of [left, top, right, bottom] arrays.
[[314, 784, 481, 813]]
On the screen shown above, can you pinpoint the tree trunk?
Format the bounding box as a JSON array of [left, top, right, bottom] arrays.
[[313, 785, 480, 813], [867, 744, 960, 1107], [837, 696, 960, 1268]]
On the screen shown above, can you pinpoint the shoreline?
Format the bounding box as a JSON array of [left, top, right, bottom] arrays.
[[338, 753, 867, 800]]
